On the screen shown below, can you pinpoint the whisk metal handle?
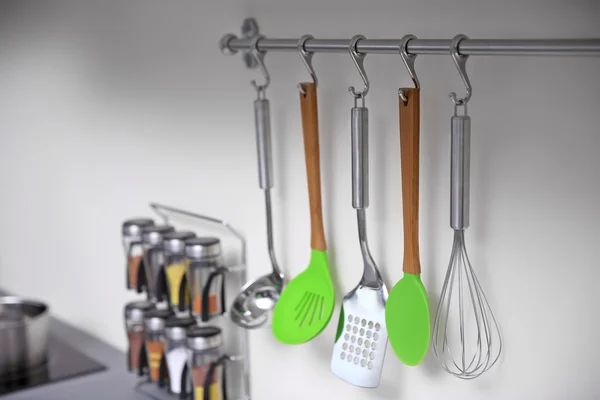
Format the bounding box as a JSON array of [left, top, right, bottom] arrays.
[[450, 114, 471, 230], [254, 98, 273, 190], [351, 106, 369, 210]]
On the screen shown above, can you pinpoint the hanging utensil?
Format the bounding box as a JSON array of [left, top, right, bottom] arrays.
[[330, 35, 388, 388], [431, 35, 502, 379], [230, 36, 285, 329], [386, 35, 431, 367], [272, 36, 335, 344]]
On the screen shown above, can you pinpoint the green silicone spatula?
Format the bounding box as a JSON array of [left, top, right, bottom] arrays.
[[272, 82, 335, 344], [386, 88, 430, 366]]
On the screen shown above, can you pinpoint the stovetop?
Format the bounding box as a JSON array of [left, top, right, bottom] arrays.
[[0, 334, 106, 395]]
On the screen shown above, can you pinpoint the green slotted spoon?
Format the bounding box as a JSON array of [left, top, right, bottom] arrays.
[[386, 88, 430, 366], [272, 82, 335, 344]]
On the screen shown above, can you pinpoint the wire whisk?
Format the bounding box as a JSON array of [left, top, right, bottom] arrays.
[[431, 94, 501, 379], [432, 230, 502, 379]]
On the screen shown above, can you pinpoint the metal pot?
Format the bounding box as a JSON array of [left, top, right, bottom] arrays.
[[0, 297, 49, 377]]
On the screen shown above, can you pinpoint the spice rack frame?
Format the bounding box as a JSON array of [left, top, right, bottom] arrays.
[[133, 202, 251, 400]]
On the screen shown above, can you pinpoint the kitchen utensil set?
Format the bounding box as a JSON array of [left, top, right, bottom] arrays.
[[232, 33, 502, 385], [111, 22, 600, 397]]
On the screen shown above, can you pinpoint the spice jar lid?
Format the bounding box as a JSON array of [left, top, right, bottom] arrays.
[[144, 308, 175, 332], [142, 225, 175, 246], [163, 231, 197, 254], [122, 218, 155, 238], [184, 237, 221, 262], [124, 300, 155, 324], [165, 316, 197, 341], [186, 326, 222, 351]]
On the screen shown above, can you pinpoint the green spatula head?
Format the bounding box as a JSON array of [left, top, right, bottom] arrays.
[[272, 250, 335, 344], [385, 273, 430, 366]]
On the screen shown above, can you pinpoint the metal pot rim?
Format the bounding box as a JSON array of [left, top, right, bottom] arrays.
[[0, 296, 49, 330]]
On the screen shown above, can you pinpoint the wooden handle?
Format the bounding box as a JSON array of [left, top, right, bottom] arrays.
[[299, 83, 327, 251], [400, 88, 421, 274]]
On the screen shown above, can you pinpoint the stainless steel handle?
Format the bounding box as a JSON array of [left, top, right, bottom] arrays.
[[254, 99, 273, 189], [352, 106, 369, 210], [450, 115, 471, 230], [253, 99, 282, 279]]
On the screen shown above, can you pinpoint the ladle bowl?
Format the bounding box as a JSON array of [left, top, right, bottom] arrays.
[[229, 271, 283, 329]]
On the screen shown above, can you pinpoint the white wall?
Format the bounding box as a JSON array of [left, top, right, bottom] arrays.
[[1, 0, 599, 399]]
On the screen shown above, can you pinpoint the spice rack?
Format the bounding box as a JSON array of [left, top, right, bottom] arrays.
[[130, 202, 251, 400]]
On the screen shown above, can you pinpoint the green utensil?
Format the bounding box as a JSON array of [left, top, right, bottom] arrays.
[[272, 83, 335, 344], [386, 88, 430, 366]]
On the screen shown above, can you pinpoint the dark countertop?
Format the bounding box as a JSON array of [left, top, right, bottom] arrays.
[[0, 290, 170, 400], [0, 290, 246, 400], [2, 316, 163, 400]]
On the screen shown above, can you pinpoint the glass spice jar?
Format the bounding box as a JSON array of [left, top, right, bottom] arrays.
[[164, 316, 197, 396], [163, 231, 196, 312], [186, 326, 227, 400], [143, 308, 175, 383], [185, 238, 226, 322], [122, 218, 155, 292], [142, 225, 175, 303], [124, 300, 155, 375]]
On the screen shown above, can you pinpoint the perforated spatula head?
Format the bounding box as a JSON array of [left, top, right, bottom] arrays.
[[272, 250, 335, 344], [331, 283, 387, 387]]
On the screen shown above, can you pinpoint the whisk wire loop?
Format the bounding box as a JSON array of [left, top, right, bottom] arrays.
[[432, 230, 502, 379]]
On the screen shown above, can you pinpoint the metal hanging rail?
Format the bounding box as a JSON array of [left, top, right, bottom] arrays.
[[220, 19, 600, 63], [223, 37, 600, 56]]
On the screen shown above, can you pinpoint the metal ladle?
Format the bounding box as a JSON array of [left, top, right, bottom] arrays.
[[230, 36, 285, 329]]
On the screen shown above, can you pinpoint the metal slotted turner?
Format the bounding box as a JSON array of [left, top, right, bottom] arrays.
[[331, 37, 388, 387]]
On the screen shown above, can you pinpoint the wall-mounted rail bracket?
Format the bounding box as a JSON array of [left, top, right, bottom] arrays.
[[220, 18, 260, 69]]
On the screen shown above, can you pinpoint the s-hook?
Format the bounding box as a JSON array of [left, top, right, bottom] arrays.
[[348, 34, 370, 106], [399, 34, 420, 103], [449, 34, 472, 111], [298, 34, 317, 94], [250, 35, 270, 99]]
